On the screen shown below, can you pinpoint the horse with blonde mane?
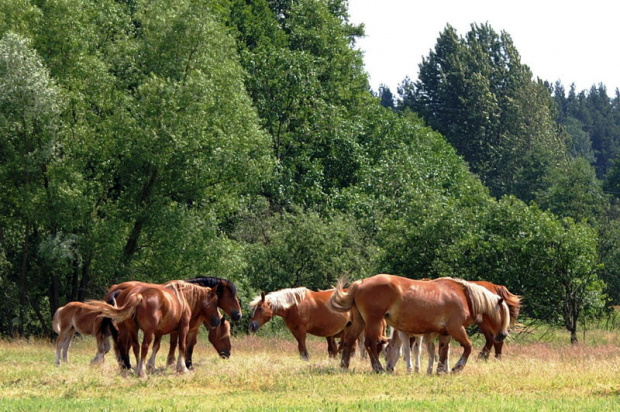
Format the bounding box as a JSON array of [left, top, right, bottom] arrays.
[[89, 281, 220, 377], [330, 274, 510, 373], [249, 288, 350, 359], [52, 301, 118, 365], [385, 280, 521, 373]]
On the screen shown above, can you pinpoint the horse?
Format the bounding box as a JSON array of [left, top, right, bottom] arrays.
[[385, 280, 521, 373], [89, 281, 220, 377], [103, 276, 241, 369], [165, 315, 232, 369], [249, 288, 350, 359], [52, 301, 118, 365], [330, 274, 510, 373]]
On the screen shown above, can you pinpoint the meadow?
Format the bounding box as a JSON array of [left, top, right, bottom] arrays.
[[1, 324, 619, 411]]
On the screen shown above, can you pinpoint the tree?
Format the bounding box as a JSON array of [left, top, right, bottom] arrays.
[[399, 23, 565, 201]]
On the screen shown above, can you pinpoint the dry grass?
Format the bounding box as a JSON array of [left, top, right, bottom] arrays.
[[1, 330, 619, 411]]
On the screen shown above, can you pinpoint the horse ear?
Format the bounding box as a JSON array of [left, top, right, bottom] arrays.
[[212, 284, 219, 295], [260, 291, 265, 302]]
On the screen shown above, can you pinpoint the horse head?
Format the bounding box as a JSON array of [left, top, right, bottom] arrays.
[[494, 297, 510, 342], [208, 317, 231, 359], [218, 280, 242, 322], [249, 292, 273, 333]]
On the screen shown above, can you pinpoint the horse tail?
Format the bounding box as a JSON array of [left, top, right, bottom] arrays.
[[329, 278, 359, 313], [88, 293, 143, 323], [52, 306, 63, 334]]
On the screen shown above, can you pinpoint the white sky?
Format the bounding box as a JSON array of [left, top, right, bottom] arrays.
[[347, 0, 620, 95]]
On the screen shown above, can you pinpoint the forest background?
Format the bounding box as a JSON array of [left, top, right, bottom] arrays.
[[1, 0, 619, 345]]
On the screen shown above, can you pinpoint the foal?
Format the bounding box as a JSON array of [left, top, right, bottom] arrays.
[[52, 301, 117, 365]]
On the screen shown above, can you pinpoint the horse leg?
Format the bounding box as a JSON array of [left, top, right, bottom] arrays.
[[437, 334, 451, 374], [147, 334, 162, 373], [447, 326, 472, 373], [185, 330, 198, 370], [176, 326, 190, 375], [326, 336, 338, 358], [341, 311, 365, 369], [411, 334, 422, 374], [137, 332, 154, 378], [364, 320, 386, 373], [494, 340, 504, 359], [291, 328, 309, 360], [477, 327, 494, 360], [425, 334, 436, 375], [167, 332, 178, 367]]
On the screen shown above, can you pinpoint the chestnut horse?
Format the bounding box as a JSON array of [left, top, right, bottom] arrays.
[[330, 274, 510, 373], [385, 281, 521, 373], [104, 276, 241, 368], [249, 288, 350, 359], [90, 281, 220, 377], [52, 301, 118, 365]]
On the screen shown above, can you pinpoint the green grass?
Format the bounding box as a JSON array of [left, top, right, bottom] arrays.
[[1, 327, 619, 411]]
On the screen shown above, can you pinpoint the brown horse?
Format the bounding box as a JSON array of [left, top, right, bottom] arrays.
[[103, 276, 241, 369], [249, 288, 350, 359], [52, 301, 118, 365], [166, 315, 232, 368], [330, 274, 510, 373], [471, 280, 521, 359], [385, 280, 521, 373], [90, 281, 220, 377]]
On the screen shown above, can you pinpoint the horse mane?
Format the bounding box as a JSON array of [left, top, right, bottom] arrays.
[[441, 277, 505, 325], [250, 287, 309, 311], [185, 276, 237, 297], [171, 281, 209, 309]]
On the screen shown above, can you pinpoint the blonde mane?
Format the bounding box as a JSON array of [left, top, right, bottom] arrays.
[[444, 277, 509, 330], [250, 287, 309, 311]]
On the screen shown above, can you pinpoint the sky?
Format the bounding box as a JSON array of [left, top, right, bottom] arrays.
[[347, 0, 620, 95]]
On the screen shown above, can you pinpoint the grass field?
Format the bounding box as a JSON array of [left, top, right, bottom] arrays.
[[1, 326, 619, 411]]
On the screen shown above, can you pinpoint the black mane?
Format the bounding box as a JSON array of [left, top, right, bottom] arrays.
[[185, 276, 237, 297]]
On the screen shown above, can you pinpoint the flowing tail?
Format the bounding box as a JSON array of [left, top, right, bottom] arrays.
[[329, 279, 359, 313], [87, 293, 143, 324], [52, 307, 63, 334]]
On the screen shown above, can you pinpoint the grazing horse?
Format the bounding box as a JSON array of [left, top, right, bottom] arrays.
[[330, 274, 510, 373], [385, 280, 521, 373], [471, 280, 521, 359], [90, 281, 220, 377], [165, 315, 232, 369], [249, 288, 350, 359], [103, 276, 241, 369], [52, 301, 118, 365]]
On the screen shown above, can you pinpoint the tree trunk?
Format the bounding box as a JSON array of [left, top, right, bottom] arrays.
[[18, 222, 30, 337]]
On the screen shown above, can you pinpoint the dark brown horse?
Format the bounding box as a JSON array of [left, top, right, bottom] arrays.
[[330, 274, 510, 373], [249, 288, 350, 359], [90, 281, 220, 377], [104, 276, 241, 369], [471, 280, 521, 359], [52, 301, 118, 365]]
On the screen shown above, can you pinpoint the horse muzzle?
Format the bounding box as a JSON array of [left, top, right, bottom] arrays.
[[230, 310, 242, 322], [219, 350, 230, 359], [249, 321, 260, 333]]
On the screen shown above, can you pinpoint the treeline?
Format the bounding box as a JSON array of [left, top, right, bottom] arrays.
[[0, 0, 614, 344]]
